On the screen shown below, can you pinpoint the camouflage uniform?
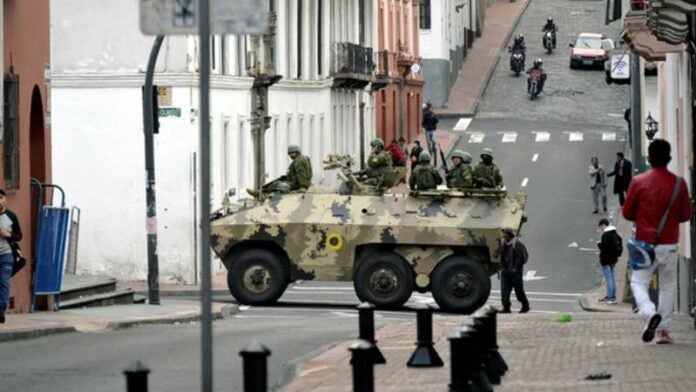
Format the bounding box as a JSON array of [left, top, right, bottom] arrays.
[[473, 147, 503, 188], [447, 150, 474, 189], [365, 138, 393, 186], [264, 147, 313, 193], [409, 151, 442, 190]]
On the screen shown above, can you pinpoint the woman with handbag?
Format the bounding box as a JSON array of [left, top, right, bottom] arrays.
[[0, 189, 23, 323]]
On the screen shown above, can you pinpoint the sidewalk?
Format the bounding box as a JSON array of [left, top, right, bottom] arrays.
[[435, 0, 531, 117], [283, 312, 696, 391]]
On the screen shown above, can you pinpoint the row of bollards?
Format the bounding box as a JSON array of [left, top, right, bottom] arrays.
[[122, 303, 505, 392]]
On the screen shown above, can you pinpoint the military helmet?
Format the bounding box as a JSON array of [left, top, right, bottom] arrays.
[[451, 149, 472, 163], [418, 151, 432, 162], [370, 138, 385, 148], [287, 144, 301, 154], [481, 147, 494, 158]]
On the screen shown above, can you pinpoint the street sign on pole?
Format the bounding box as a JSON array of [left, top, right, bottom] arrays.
[[140, 0, 269, 35]]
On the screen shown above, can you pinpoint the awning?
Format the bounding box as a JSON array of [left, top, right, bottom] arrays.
[[647, 0, 696, 44], [622, 10, 684, 61]]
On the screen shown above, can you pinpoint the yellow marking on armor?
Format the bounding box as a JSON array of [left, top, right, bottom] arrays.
[[326, 233, 344, 251]]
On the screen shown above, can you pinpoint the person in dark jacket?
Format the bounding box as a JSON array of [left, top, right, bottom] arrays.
[[497, 227, 530, 313], [421, 106, 438, 156], [607, 152, 632, 206], [597, 218, 621, 305], [409, 140, 423, 172], [0, 189, 23, 323]]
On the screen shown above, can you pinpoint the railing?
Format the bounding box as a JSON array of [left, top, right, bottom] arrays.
[[374, 50, 395, 79], [330, 42, 374, 77]]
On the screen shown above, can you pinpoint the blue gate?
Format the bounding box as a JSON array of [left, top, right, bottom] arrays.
[[31, 179, 70, 312]]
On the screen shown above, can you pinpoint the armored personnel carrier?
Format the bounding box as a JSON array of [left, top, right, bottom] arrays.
[[211, 156, 527, 313]]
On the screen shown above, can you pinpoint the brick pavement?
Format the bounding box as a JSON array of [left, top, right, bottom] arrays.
[[435, 0, 530, 116], [283, 312, 696, 391]]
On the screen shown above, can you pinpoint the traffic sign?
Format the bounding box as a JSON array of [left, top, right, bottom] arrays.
[[140, 0, 269, 35]]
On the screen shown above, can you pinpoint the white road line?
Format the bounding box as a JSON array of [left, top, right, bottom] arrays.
[[607, 113, 624, 118], [534, 132, 550, 142], [521, 178, 529, 187], [532, 153, 539, 162], [602, 132, 616, 141], [490, 290, 583, 297], [569, 132, 584, 142], [468, 132, 485, 143], [501, 132, 517, 143], [488, 296, 577, 304], [289, 286, 354, 291], [453, 117, 473, 132]]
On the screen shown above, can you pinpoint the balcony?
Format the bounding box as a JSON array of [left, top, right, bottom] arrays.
[[371, 50, 394, 92], [622, 7, 684, 61], [330, 42, 374, 89]]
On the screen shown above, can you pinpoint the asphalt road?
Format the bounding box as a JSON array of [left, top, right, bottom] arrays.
[[0, 1, 630, 391]]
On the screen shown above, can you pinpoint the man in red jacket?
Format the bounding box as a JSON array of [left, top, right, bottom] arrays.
[[384, 139, 405, 167], [623, 139, 691, 344]]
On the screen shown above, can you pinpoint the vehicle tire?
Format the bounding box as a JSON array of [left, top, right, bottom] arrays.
[[354, 252, 414, 308], [547, 46, 552, 55], [227, 248, 289, 305], [430, 256, 491, 314], [569, 60, 576, 69]]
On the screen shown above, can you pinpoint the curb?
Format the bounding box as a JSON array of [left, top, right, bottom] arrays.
[[106, 303, 240, 330], [475, 0, 533, 111], [134, 289, 229, 297], [578, 296, 612, 313], [0, 325, 77, 343]]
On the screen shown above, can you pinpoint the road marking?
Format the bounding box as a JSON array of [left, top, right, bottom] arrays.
[[532, 153, 539, 162], [501, 132, 517, 143], [488, 296, 576, 303], [607, 113, 624, 118], [578, 248, 598, 252], [534, 132, 550, 142], [468, 132, 485, 143], [453, 117, 473, 131], [521, 178, 529, 187], [330, 311, 357, 318], [568, 242, 579, 248], [239, 305, 251, 311], [289, 286, 354, 291], [523, 270, 546, 281], [569, 132, 584, 142], [491, 290, 583, 297], [602, 132, 616, 141]]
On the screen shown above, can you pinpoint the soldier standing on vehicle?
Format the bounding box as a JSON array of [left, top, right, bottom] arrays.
[[473, 148, 503, 188], [409, 151, 442, 190], [247, 145, 312, 197], [365, 138, 393, 186], [446, 149, 474, 190]]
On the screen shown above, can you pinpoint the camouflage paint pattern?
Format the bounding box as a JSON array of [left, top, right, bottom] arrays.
[[211, 189, 527, 286]]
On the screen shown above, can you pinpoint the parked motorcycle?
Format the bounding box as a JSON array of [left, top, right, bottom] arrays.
[[543, 31, 554, 54], [509, 50, 525, 77]]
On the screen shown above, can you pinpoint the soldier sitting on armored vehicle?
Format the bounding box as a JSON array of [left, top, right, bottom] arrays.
[[363, 138, 393, 187], [247, 145, 312, 197], [473, 147, 504, 189], [446, 149, 474, 190], [409, 151, 443, 190]]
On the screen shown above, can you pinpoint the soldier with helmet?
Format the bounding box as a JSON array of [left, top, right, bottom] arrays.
[[364, 138, 393, 186], [409, 151, 443, 190], [247, 144, 312, 197], [473, 147, 503, 188], [447, 149, 474, 189]]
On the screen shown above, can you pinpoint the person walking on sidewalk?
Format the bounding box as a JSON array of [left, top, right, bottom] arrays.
[[607, 152, 632, 206], [0, 189, 23, 323], [497, 227, 530, 314], [623, 139, 691, 344], [421, 104, 438, 158], [589, 157, 608, 213], [597, 218, 622, 305]]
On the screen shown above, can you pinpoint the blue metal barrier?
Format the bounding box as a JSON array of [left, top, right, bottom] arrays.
[[30, 179, 70, 312]]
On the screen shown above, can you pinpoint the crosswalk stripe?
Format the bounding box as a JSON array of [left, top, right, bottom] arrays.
[[501, 132, 517, 143], [534, 132, 550, 142], [602, 132, 616, 141], [453, 118, 473, 132], [569, 132, 584, 142], [469, 132, 485, 143]]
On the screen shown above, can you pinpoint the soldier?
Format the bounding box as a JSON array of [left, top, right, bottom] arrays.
[[364, 138, 393, 186], [247, 144, 312, 197], [409, 151, 443, 190], [446, 149, 474, 189], [473, 147, 503, 188]]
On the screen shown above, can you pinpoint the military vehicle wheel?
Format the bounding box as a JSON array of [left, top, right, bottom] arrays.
[[227, 249, 289, 305], [354, 252, 414, 308], [430, 256, 490, 314]]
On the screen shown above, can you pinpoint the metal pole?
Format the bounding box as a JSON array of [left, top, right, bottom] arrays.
[[630, 52, 642, 172], [198, 0, 213, 390], [143, 35, 164, 306]]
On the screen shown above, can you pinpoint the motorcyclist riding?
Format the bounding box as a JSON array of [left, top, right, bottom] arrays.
[[527, 59, 547, 94], [542, 17, 557, 48], [509, 34, 527, 70]]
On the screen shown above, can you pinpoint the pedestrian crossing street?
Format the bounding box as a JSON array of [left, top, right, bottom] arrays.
[[461, 130, 625, 144]]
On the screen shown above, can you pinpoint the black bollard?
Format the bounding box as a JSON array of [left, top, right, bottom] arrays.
[[123, 360, 150, 392], [481, 305, 508, 373], [350, 339, 375, 392], [449, 326, 489, 392], [460, 320, 494, 392], [407, 304, 444, 367], [357, 302, 386, 364], [471, 310, 502, 384], [240, 341, 271, 392]]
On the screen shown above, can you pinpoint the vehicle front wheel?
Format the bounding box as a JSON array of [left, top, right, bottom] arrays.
[[354, 252, 414, 309], [227, 248, 289, 305], [569, 59, 577, 69], [430, 256, 491, 314]]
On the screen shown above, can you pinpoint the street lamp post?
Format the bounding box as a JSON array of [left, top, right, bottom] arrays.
[[645, 112, 658, 141]]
